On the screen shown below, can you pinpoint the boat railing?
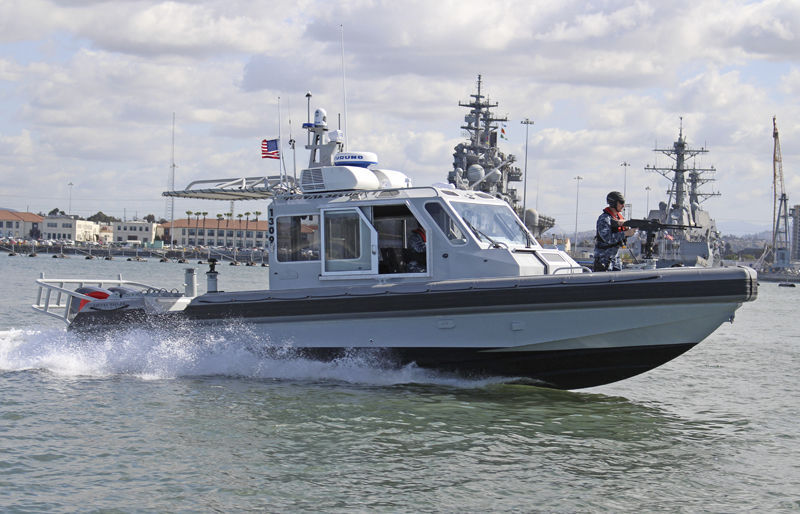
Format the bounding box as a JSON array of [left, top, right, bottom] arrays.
[[163, 175, 294, 200], [32, 273, 162, 324]]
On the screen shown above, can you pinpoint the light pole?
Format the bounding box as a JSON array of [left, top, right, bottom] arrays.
[[574, 175, 583, 254], [521, 118, 535, 216], [620, 161, 629, 217], [68, 182, 74, 216]]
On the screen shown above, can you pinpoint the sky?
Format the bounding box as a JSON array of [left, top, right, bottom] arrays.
[[1, 0, 799, 235]]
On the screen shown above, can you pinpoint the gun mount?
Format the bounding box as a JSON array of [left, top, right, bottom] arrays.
[[622, 219, 699, 260]]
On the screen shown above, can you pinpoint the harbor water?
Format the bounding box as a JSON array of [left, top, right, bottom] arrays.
[[1, 256, 798, 512]]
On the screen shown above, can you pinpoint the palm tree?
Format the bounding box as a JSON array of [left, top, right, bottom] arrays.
[[194, 212, 202, 246], [225, 212, 233, 247], [216, 214, 224, 245], [236, 214, 244, 249], [201, 212, 208, 244], [184, 210, 193, 246], [244, 211, 251, 248], [253, 211, 262, 249]]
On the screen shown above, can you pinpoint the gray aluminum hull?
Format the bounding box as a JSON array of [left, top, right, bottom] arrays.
[[70, 266, 758, 389]]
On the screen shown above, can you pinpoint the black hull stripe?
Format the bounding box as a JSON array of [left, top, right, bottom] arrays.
[[72, 268, 756, 328]]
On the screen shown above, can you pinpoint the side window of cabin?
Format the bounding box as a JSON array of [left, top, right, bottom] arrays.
[[425, 201, 466, 244], [323, 210, 373, 272], [324, 211, 361, 261], [276, 215, 320, 262], [373, 204, 427, 274]]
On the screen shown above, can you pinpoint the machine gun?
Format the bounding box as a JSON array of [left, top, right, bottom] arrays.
[[616, 219, 699, 259]]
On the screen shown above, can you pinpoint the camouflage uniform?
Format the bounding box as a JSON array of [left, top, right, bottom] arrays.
[[593, 210, 627, 271]]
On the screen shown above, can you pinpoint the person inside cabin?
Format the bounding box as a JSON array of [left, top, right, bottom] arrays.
[[407, 224, 427, 273], [593, 191, 636, 272]]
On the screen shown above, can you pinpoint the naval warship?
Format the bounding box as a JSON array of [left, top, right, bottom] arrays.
[[447, 76, 555, 237], [643, 120, 724, 267]]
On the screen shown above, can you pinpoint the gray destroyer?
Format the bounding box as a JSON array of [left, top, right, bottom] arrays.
[[643, 122, 724, 267], [448, 76, 555, 237]]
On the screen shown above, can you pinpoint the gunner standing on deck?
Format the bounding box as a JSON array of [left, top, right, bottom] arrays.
[[593, 191, 636, 272]]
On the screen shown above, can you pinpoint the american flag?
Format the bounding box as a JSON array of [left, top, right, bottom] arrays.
[[261, 138, 280, 159]]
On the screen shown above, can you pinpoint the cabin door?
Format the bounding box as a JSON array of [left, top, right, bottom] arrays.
[[320, 208, 378, 275]]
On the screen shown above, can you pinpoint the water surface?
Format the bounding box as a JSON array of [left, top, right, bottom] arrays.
[[1, 257, 798, 511]]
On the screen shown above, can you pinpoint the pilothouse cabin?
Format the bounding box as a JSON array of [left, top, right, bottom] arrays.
[[166, 106, 582, 290], [268, 184, 580, 289]]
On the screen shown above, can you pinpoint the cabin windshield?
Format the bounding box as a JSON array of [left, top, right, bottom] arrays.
[[450, 201, 531, 247]]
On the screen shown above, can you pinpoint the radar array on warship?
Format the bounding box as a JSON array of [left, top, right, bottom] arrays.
[[448, 75, 555, 237]]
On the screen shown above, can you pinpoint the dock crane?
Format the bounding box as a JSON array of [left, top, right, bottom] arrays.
[[755, 116, 791, 270]]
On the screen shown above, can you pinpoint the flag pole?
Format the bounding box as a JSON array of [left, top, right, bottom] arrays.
[[288, 96, 296, 184], [277, 96, 285, 185]]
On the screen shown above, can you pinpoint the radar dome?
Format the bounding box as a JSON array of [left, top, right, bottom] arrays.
[[485, 168, 500, 183], [466, 164, 484, 183], [524, 209, 539, 228], [314, 108, 327, 127]]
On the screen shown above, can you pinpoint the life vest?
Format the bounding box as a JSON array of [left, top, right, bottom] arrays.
[[412, 228, 426, 242], [595, 208, 626, 249], [603, 206, 626, 232]]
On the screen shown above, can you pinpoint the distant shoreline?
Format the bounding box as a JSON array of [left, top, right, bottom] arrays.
[[1, 243, 267, 265]]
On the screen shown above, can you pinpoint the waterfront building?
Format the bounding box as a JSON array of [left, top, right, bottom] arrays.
[[163, 218, 268, 249], [113, 220, 160, 245], [98, 223, 114, 245], [42, 215, 98, 242], [0, 210, 43, 240]]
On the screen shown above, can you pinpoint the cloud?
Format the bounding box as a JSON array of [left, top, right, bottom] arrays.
[[0, 129, 35, 160], [779, 66, 800, 94], [0, 0, 795, 231], [710, 0, 800, 59]]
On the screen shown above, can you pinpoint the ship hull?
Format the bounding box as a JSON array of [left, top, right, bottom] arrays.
[[69, 266, 757, 389], [287, 343, 697, 390]]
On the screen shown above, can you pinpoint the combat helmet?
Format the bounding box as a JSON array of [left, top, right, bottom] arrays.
[[606, 191, 625, 206]]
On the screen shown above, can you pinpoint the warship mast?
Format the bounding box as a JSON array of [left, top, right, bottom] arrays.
[[448, 75, 554, 236], [645, 118, 719, 225], [644, 119, 723, 267]]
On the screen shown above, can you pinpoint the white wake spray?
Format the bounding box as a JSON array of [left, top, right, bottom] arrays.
[[0, 324, 508, 388]]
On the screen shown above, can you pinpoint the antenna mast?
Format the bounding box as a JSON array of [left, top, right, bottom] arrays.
[[340, 24, 348, 151], [288, 97, 297, 182], [168, 112, 176, 248], [278, 96, 286, 185]]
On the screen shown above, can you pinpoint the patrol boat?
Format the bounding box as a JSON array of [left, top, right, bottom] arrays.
[[32, 106, 757, 390]]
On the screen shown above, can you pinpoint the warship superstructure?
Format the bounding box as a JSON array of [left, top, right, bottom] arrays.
[[644, 121, 723, 267], [448, 76, 555, 236]]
